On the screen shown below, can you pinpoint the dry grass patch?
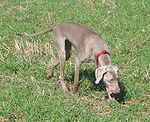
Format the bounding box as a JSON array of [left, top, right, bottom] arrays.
[[14, 39, 55, 59]]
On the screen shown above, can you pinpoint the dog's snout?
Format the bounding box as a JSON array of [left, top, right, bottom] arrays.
[[114, 87, 120, 93]]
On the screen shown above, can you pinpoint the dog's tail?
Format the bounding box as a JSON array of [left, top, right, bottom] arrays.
[[16, 26, 53, 38]]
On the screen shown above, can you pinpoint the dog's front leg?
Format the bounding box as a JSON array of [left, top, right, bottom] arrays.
[[72, 57, 80, 93]]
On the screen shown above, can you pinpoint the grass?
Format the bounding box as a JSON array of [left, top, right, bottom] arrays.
[[0, 0, 150, 121]]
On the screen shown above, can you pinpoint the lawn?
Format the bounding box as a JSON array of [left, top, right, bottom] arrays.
[[0, 0, 150, 121]]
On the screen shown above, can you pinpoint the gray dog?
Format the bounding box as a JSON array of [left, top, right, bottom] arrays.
[[17, 23, 120, 100]]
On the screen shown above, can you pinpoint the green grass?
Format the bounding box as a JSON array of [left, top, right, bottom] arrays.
[[0, 0, 150, 121]]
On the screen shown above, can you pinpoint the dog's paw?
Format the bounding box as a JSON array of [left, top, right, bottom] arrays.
[[46, 72, 54, 80], [70, 85, 78, 94], [58, 80, 70, 92]]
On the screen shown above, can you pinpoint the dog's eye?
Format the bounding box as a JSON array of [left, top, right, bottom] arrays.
[[109, 79, 115, 83]]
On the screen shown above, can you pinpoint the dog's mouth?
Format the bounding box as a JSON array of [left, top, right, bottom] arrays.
[[110, 92, 120, 97], [105, 82, 120, 94]]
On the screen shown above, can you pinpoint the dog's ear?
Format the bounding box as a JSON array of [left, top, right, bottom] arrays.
[[95, 67, 107, 84]]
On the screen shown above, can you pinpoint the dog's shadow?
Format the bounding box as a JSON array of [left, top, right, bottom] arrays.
[[70, 67, 127, 104]]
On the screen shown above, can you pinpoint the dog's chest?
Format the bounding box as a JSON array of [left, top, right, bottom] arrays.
[[83, 54, 95, 63]]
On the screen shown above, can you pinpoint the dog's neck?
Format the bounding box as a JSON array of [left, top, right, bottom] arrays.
[[95, 50, 112, 68], [98, 55, 112, 67]]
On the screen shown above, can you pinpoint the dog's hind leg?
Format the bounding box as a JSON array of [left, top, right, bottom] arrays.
[[58, 47, 69, 92], [72, 56, 81, 93], [46, 60, 59, 80], [50, 32, 69, 92], [46, 40, 72, 80]]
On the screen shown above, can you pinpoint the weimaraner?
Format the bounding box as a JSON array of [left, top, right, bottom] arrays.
[[16, 23, 120, 100]]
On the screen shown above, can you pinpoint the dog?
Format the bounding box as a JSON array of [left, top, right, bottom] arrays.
[[16, 23, 120, 100]]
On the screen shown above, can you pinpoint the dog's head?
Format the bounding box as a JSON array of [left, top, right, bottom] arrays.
[[95, 65, 120, 94]]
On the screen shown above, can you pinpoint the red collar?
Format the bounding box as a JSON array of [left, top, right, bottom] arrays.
[[96, 50, 111, 68]]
